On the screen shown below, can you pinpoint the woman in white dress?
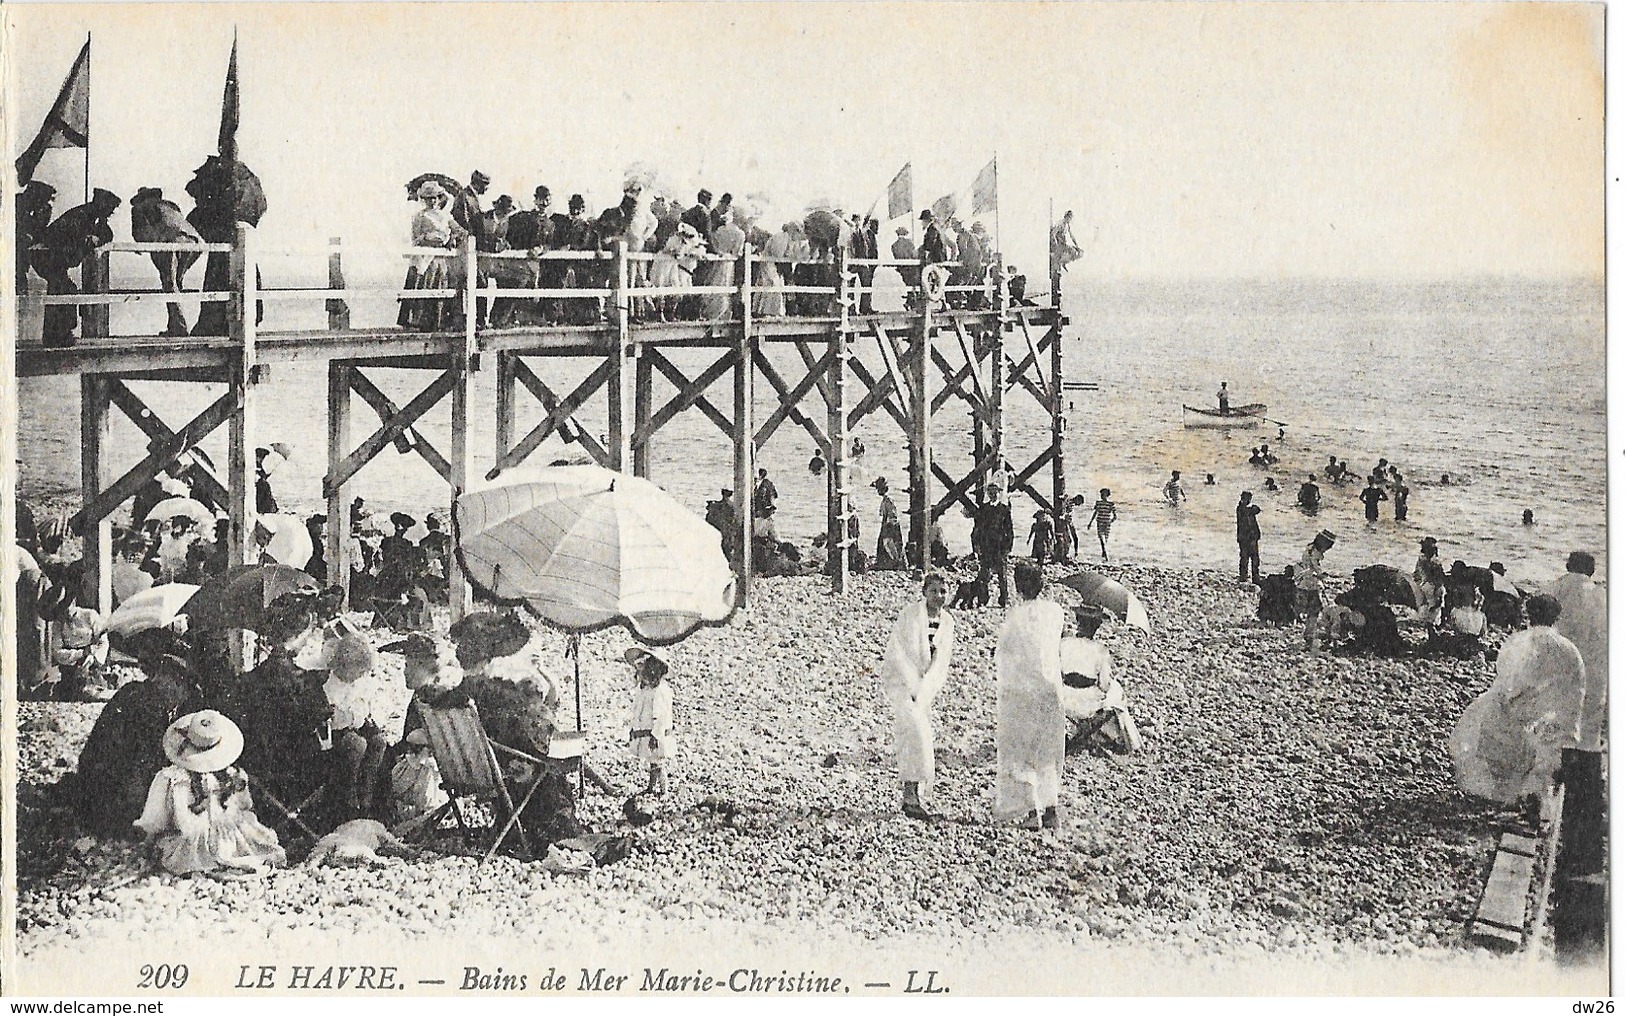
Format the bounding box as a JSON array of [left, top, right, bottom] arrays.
[[881, 573, 955, 820], [994, 560, 1069, 829]]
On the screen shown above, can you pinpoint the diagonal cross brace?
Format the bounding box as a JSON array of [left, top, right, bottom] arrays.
[[348, 370, 453, 483], [491, 357, 614, 476], [1007, 445, 1059, 515], [932, 445, 1003, 519], [641, 348, 736, 443], [794, 340, 837, 407], [72, 386, 243, 532], [753, 346, 834, 454], [104, 379, 229, 509], [930, 346, 997, 431], [846, 352, 910, 431], [329, 369, 458, 494]]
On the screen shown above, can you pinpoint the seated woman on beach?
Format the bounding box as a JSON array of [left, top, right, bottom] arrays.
[[134, 710, 286, 878], [208, 591, 342, 822], [70, 652, 203, 837]]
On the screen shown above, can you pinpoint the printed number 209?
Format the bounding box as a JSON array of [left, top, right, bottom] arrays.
[[138, 964, 189, 989]]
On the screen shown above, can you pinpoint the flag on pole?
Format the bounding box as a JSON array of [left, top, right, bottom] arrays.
[[971, 156, 998, 215], [218, 34, 240, 162], [930, 192, 958, 221], [886, 162, 913, 221], [15, 38, 90, 182]]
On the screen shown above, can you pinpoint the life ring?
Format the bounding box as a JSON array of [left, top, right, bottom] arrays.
[[922, 264, 950, 304]]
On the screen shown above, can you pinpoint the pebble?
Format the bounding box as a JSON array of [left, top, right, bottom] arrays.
[[17, 564, 1509, 959]]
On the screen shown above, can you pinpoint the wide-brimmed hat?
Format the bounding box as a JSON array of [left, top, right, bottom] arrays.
[[492, 195, 515, 212], [132, 186, 164, 204], [416, 180, 447, 201], [1316, 529, 1338, 546], [871, 477, 890, 492], [389, 511, 415, 531], [624, 645, 670, 678], [162, 710, 244, 773], [896, 226, 910, 235]]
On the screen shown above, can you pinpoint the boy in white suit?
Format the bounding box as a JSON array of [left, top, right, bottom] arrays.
[[882, 573, 956, 821]]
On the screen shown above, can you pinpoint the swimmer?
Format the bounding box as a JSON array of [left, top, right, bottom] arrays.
[[1162, 470, 1187, 506], [1522, 508, 1535, 525], [1440, 472, 1452, 486], [1264, 477, 1280, 493], [1204, 473, 1216, 486]]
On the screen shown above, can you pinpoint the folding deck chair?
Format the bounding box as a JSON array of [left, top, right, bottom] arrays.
[[415, 700, 551, 863]]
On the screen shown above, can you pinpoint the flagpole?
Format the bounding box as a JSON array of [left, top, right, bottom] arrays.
[[83, 33, 91, 204]]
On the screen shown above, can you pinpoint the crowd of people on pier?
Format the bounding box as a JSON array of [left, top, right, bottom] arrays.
[[16, 156, 268, 347], [393, 170, 1022, 331]]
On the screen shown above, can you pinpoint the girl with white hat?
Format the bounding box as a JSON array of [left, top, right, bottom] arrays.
[[133, 710, 286, 877], [625, 646, 676, 796]]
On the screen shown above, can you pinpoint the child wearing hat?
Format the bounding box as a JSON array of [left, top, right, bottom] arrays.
[[322, 634, 389, 817], [625, 646, 675, 796], [134, 710, 286, 877]]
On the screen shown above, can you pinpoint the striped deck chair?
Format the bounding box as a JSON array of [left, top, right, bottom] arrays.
[[415, 700, 548, 863]]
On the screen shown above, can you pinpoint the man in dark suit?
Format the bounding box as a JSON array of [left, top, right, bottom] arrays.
[[15, 180, 55, 294], [452, 170, 491, 236], [971, 486, 1015, 607], [187, 155, 268, 336], [918, 209, 947, 265], [35, 188, 120, 347], [682, 189, 714, 247]]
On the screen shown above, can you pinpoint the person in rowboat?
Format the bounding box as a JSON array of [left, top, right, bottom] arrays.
[[1216, 381, 1231, 415]]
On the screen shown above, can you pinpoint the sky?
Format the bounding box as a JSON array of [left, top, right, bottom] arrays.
[[3, 1, 1604, 282]]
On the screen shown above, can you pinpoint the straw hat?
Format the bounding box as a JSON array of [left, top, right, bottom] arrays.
[[623, 645, 670, 678], [416, 180, 447, 202], [162, 710, 244, 773]]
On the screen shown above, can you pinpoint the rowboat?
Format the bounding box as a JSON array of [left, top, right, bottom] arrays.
[[1182, 403, 1267, 429]]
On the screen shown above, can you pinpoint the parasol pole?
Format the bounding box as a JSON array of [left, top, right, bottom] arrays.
[[569, 631, 584, 797]]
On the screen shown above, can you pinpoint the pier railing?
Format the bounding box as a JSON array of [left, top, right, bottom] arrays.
[[26, 227, 1007, 343]]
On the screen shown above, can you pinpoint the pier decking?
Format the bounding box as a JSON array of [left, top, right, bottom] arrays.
[[19, 229, 1066, 621]]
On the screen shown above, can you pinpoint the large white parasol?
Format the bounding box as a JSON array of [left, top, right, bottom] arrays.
[[454, 465, 736, 645], [106, 583, 200, 637]]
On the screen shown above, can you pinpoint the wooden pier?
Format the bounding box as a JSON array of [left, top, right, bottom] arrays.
[[19, 229, 1066, 622]]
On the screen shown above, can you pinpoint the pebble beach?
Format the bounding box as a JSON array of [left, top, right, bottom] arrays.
[[13, 565, 1603, 994]]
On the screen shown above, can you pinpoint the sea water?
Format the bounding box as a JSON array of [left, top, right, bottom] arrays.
[[15, 275, 1604, 587]]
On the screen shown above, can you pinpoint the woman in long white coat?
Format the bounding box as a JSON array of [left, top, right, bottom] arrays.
[[881, 573, 955, 820], [1450, 593, 1585, 805], [994, 560, 1069, 829]]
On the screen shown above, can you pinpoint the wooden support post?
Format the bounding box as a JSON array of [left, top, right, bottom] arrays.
[[79, 375, 112, 614], [733, 252, 756, 605], [462, 233, 479, 348], [828, 255, 850, 593], [608, 241, 632, 472], [327, 237, 351, 331], [227, 224, 259, 570], [326, 362, 352, 603], [449, 357, 471, 622], [82, 250, 109, 339], [633, 348, 653, 478], [495, 351, 517, 462], [1050, 262, 1066, 520], [909, 289, 933, 569], [991, 279, 1007, 492]]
